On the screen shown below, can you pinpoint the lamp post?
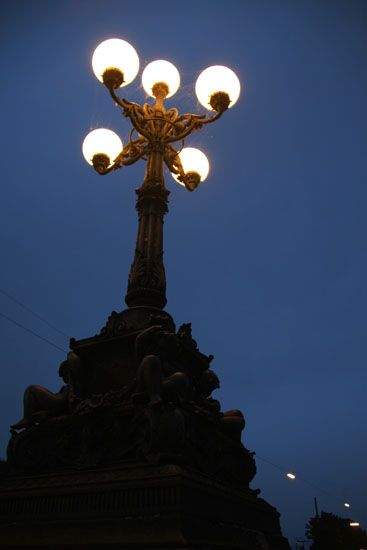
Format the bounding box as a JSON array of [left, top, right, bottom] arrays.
[[0, 38, 292, 550], [82, 38, 240, 310]]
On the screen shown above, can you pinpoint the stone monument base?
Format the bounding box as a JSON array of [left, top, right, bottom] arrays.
[[0, 462, 289, 549]]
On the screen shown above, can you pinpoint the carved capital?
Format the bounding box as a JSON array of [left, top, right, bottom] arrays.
[[136, 183, 169, 219]]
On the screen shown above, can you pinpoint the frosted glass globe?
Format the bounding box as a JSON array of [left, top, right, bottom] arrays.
[[142, 60, 180, 98], [195, 65, 240, 110], [92, 38, 139, 87], [171, 147, 210, 185], [82, 128, 123, 166]]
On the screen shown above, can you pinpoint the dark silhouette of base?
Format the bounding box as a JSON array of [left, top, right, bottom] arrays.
[[0, 307, 290, 549], [0, 463, 289, 549]]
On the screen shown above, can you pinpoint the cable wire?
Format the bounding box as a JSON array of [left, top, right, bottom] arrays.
[[0, 288, 69, 338], [257, 453, 344, 500], [0, 312, 67, 354], [256, 453, 364, 522]]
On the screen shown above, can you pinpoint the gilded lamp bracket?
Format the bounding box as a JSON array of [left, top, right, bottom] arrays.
[[93, 82, 227, 189], [84, 40, 241, 192]]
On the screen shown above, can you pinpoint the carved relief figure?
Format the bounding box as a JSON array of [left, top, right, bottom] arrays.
[[10, 352, 84, 430], [195, 367, 245, 441], [133, 325, 189, 407]]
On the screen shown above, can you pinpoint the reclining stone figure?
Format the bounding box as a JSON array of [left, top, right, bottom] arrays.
[[10, 352, 84, 430]]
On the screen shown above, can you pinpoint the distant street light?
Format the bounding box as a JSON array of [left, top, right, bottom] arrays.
[[344, 502, 350, 508], [287, 472, 296, 480], [82, 37, 240, 309], [350, 522, 360, 527]]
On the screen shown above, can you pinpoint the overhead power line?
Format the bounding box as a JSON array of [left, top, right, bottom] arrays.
[[0, 288, 69, 338], [0, 312, 67, 354], [256, 453, 364, 524]]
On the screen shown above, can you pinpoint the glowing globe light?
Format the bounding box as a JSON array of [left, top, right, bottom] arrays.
[[82, 128, 123, 166], [142, 60, 180, 98], [171, 147, 210, 185], [92, 38, 139, 87], [195, 65, 241, 110], [286, 473, 296, 480], [344, 503, 351, 508]]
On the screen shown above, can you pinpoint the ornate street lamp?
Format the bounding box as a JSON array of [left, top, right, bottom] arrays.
[[82, 37, 240, 310], [2, 38, 291, 550]]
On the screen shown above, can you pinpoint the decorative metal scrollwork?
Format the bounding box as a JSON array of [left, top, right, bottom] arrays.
[[94, 85, 226, 191]]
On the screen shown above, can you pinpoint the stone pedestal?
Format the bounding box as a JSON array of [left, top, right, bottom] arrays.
[[0, 463, 289, 549], [1, 310, 290, 549]]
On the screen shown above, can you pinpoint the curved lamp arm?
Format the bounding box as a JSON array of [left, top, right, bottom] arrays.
[[108, 87, 153, 142], [93, 137, 149, 175], [164, 144, 184, 177], [107, 82, 227, 146], [165, 109, 225, 144], [163, 144, 201, 192]]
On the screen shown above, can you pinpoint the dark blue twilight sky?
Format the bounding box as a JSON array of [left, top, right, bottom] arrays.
[[0, 0, 366, 545]]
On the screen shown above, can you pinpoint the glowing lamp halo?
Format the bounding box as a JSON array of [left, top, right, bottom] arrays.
[[171, 147, 210, 185], [82, 128, 123, 166], [195, 65, 241, 110], [92, 38, 139, 87], [142, 60, 180, 98]]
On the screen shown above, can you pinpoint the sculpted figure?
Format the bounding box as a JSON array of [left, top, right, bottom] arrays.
[[10, 352, 84, 430], [133, 325, 189, 407], [176, 322, 214, 372], [196, 368, 245, 441]]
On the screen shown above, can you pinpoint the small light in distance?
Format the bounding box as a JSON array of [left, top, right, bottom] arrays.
[[344, 502, 351, 508], [287, 473, 296, 480], [349, 522, 359, 527]]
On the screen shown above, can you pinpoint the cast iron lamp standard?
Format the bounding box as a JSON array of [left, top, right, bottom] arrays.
[[1, 38, 290, 550], [83, 38, 240, 311]]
